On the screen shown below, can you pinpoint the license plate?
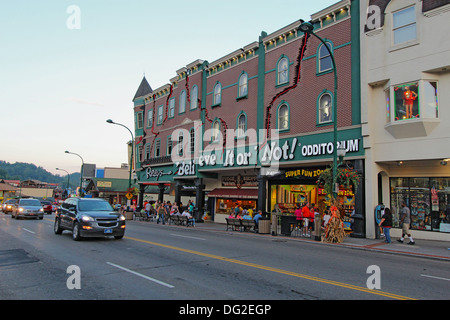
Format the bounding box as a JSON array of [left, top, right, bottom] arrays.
[[104, 229, 113, 234]]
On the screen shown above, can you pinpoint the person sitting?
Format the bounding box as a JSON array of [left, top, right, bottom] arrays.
[[182, 209, 195, 226], [242, 211, 252, 220]]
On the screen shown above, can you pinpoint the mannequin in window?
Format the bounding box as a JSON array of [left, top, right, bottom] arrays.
[[403, 86, 418, 119]]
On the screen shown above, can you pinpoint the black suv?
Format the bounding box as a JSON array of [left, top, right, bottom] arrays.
[[54, 198, 126, 241]]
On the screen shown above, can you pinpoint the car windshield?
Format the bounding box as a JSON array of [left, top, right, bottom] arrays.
[[78, 200, 113, 212], [20, 199, 41, 206]]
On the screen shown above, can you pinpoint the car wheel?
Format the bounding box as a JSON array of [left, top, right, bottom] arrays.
[[72, 222, 82, 241], [54, 218, 63, 234]]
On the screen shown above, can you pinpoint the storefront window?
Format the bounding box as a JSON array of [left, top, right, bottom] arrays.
[[390, 177, 450, 232], [394, 82, 419, 120]]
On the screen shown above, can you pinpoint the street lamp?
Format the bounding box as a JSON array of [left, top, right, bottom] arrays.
[[299, 21, 339, 199], [106, 119, 134, 189], [56, 167, 70, 190], [65, 151, 84, 197]]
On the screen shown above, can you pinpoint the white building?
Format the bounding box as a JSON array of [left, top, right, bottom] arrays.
[[361, 0, 450, 240]]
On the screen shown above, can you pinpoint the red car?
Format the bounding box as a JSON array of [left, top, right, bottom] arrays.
[[40, 200, 53, 214]]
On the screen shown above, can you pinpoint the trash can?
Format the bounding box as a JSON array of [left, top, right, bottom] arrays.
[[314, 214, 322, 241], [125, 211, 134, 220], [258, 219, 270, 234], [271, 213, 278, 236]]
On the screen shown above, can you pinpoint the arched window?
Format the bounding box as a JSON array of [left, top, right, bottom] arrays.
[[212, 120, 220, 142], [318, 92, 332, 124], [178, 132, 184, 156], [238, 73, 248, 97], [318, 42, 333, 73], [213, 82, 222, 105], [277, 57, 289, 85], [190, 85, 198, 110], [179, 90, 186, 114], [237, 113, 246, 137], [278, 104, 289, 131]]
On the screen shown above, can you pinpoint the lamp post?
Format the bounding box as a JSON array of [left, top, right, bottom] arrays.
[[56, 167, 70, 190], [299, 21, 339, 199], [106, 119, 134, 190], [64, 151, 84, 197]]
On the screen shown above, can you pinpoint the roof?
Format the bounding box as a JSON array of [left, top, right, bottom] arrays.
[[133, 76, 153, 101], [207, 188, 258, 199], [0, 182, 18, 191]]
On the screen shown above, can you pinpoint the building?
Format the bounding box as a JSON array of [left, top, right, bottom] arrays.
[[361, 0, 450, 240], [133, 0, 366, 234]]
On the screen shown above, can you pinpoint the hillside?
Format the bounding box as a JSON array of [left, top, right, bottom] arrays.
[[0, 161, 80, 188]]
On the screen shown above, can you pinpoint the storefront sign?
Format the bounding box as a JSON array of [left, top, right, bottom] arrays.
[[145, 168, 174, 180], [301, 139, 359, 157], [222, 175, 258, 188], [175, 160, 196, 176], [97, 181, 112, 188], [285, 168, 324, 179]]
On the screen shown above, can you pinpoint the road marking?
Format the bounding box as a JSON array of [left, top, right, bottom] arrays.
[[23, 228, 35, 234], [170, 234, 206, 241], [421, 274, 450, 282], [124, 235, 416, 300], [106, 262, 174, 288]]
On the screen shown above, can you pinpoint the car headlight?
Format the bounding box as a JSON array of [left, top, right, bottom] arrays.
[[81, 215, 94, 222], [39, 208, 44, 212], [19, 207, 24, 212], [119, 215, 126, 221]]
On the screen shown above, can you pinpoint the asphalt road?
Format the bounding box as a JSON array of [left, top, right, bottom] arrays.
[[1, 212, 449, 303]]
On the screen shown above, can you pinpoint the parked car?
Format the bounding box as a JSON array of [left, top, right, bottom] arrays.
[[2, 199, 18, 214], [40, 200, 53, 214], [12, 198, 44, 219], [54, 198, 126, 241]]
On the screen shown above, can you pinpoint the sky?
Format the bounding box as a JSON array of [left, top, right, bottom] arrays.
[[0, 0, 338, 176]]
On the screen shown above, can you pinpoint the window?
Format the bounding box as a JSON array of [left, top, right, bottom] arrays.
[[190, 85, 198, 110], [318, 42, 333, 73], [157, 105, 164, 125], [155, 139, 161, 157], [212, 120, 220, 142], [318, 92, 332, 124], [145, 144, 151, 160], [136, 112, 143, 129], [277, 104, 289, 130], [393, 6, 416, 45], [237, 113, 246, 137], [238, 73, 248, 98], [178, 132, 184, 156], [179, 91, 186, 114], [147, 109, 153, 128], [390, 177, 450, 232], [277, 57, 289, 85], [213, 82, 222, 106], [168, 98, 175, 118], [167, 137, 172, 156], [189, 128, 195, 153]]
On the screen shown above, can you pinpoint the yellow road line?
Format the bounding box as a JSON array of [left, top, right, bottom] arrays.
[[125, 236, 417, 300]]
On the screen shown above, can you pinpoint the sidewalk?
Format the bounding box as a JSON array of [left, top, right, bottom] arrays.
[[191, 221, 450, 261]]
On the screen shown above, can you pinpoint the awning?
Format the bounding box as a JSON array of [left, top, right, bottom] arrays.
[[207, 188, 258, 199]]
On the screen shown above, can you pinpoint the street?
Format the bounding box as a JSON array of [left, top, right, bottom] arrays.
[[1, 212, 449, 304]]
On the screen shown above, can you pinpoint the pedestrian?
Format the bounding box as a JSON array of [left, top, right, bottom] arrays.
[[253, 210, 263, 232], [301, 202, 311, 237], [397, 202, 415, 245], [156, 201, 167, 225], [294, 204, 303, 231], [379, 207, 392, 243]]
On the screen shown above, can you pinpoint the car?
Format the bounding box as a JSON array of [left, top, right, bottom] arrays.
[[2, 199, 18, 214], [40, 200, 53, 214], [11, 198, 44, 219], [54, 197, 126, 241]]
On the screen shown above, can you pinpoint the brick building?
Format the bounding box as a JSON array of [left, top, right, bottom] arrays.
[[132, 0, 365, 235]]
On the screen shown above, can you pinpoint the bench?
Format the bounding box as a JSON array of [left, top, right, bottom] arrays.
[[226, 218, 258, 232], [134, 211, 149, 221], [169, 214, 194, 227], [241, 219, 257, 232]]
